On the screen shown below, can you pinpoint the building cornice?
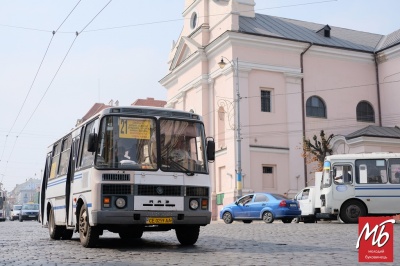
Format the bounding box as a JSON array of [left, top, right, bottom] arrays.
[[346, 136, 400, 146], [206, 31, 375, 63]]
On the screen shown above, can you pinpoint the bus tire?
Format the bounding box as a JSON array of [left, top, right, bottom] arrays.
[[49, 208, 63, 240], [175, 225, 199, 245], [340, 200, 366, 224], [79, 204, 99, 248]]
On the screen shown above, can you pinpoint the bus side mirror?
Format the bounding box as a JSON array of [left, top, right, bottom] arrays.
[[88, 133, 98, 152], [206, 139, 215, 162]]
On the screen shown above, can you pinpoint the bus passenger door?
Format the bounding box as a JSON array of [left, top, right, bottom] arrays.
[[66, 136, 79, 227], [40, 154, 51, 224]]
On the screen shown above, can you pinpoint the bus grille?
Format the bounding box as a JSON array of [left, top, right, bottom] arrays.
[[186, 186, 209, 197], [103, 184, 132, 195], [137, 185, 182, 196], [102, 173, 130, 181]]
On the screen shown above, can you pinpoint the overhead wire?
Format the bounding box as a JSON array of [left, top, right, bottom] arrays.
[[1, 0, 113, 185], [0, 0, 338, 34], [0, 0, 85, 183]]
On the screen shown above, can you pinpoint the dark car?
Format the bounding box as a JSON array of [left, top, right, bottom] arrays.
[[19, 203, 39, 222], [219, 193, 301, 224]]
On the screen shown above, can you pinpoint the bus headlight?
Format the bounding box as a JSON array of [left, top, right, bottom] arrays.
[[189, 199, 199, 210], [115, 197, 126, 209]]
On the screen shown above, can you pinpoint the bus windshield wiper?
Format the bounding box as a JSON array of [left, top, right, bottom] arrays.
[[167, 158, 194, 176]]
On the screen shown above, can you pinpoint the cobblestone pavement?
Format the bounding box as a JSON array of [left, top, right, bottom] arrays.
[[0, 219, 399, 266]]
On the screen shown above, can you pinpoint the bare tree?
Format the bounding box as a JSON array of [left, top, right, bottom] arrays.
[[302, 130, 334, 172]]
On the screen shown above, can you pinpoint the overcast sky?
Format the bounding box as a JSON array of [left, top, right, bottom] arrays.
[[0, 0, 398, 192]]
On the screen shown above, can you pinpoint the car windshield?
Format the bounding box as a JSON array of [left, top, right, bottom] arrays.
[[22, 204, 39, 210], [14, 205, 22, 210]]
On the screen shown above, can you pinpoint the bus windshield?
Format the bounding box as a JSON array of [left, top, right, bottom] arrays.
[[95, 116, 208, 173], [159, 118, 207, 174], [95, 116, 158, 170]]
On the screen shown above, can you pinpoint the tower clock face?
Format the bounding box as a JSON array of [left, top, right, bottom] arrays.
[[190, 12, 197, 29]]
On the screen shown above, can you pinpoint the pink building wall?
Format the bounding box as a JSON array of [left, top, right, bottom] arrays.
[[160, 0, 400, 220]]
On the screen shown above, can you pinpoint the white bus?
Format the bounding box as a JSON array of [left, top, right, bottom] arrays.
[[318, 153, 400, 223], [40, 106, 215, 247]]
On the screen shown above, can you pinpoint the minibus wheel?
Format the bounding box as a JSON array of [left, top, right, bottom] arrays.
[[79, 204, 99, 248], [49, 208, 63, 240], [340, 200, 366, 224]]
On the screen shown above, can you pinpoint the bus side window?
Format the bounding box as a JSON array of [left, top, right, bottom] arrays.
[[80, 120, 97, 168], [389, 162, 400, 184]]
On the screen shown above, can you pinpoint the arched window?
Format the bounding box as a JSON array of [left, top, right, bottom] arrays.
[[356, 101, 375, 122], [306, 96, 326, 118]]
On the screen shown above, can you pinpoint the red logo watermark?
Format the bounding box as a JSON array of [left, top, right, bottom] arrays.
[[356, 217, 395, 263]]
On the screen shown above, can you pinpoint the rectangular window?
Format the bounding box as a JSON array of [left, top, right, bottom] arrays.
[[263, 166, 273, 174], [80, 120, 97, 168], [261, 90, 271, 112], [355, 159, 387, 184], [49, 142, 61, 179], [216, 193, 224, 205], [388, 159, 400, 184], [58, 135, 72, 176]]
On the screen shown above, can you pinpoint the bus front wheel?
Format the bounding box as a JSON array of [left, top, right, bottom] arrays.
[[340, 200, 366, 224], [79, 205, 99, 248]]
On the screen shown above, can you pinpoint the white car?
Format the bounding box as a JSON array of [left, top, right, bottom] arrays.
[[10, 205, 22, 221]]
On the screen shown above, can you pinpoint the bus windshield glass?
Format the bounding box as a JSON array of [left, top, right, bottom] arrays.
[[96, 116, 158, 170], [160, 118, 207, 174]]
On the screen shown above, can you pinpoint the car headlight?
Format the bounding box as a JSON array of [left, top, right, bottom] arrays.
[[189, 199, 199, 210], [115, 197, 126, 209]]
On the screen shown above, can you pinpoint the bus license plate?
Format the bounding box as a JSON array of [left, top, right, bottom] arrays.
[[146, 217, 173, 224]]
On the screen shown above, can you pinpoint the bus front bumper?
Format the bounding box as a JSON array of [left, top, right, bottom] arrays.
[[91, 210, 212, 226]]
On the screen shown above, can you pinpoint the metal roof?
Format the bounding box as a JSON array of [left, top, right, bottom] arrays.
[[346, 125, 400, 140], [239, 14, 394, 52]]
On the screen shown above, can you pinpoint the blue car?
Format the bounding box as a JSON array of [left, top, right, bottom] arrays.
[[219, 193, 301, 224]]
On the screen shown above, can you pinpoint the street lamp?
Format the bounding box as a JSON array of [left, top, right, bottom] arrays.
[[218, 57, 242, 198]]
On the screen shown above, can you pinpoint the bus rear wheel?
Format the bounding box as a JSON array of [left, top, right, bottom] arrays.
[[175, 225, 199, 245], [79, 205, 99, 248], [340, 200, 366, 224], [49, 208, 63, 240]]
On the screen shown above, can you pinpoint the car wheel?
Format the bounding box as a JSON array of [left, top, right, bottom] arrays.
[[175, 225, 200, 245], [262, 211, 274, 223], [242, 220, 253, 224], [340, 200, 366, 224], [49, 208, 64, 240], [79, 204, 100, 248], [292, 217, 300, 223], [222, 212, 233, 224], [281, 218, 293, 223]]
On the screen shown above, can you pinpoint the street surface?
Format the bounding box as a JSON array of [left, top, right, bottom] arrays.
[[0, 219, 399, 266]]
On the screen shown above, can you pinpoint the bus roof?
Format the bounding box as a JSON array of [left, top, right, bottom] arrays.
[[47, 106, 203, 149], [325, 152, 400, 161]]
